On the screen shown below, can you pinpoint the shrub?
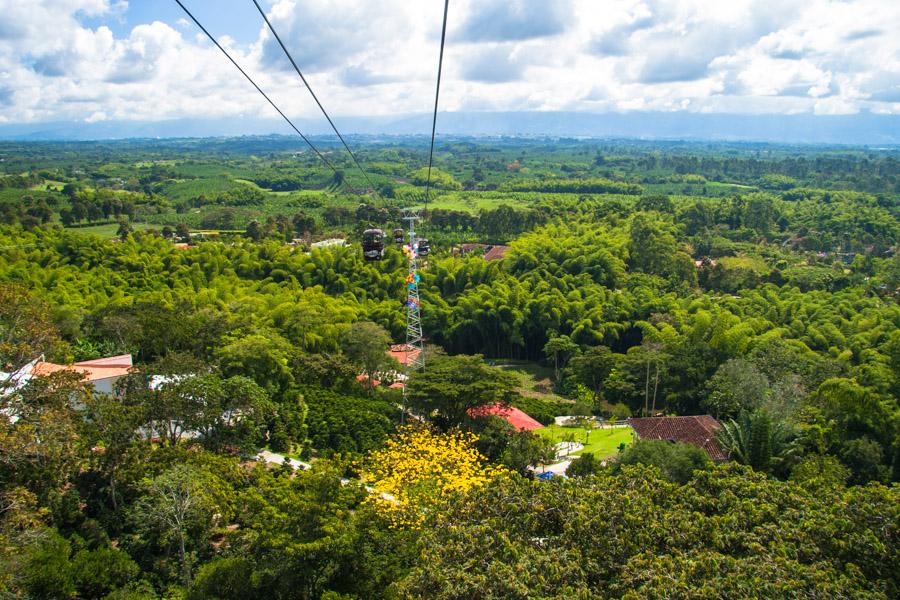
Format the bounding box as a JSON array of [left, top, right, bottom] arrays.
[[302, 386, 399, 455], [616, 440, 712, 484]]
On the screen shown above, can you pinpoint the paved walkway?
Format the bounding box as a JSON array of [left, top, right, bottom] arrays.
[[257, 449, 311, 471], [553, 441, 584, 458], [532, 459, 573, 477]]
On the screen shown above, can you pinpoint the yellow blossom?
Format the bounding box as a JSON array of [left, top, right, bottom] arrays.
[[360, 425, 506, 528]]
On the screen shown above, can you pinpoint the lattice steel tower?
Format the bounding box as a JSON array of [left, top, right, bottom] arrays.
[[402, 210, 425, 376]]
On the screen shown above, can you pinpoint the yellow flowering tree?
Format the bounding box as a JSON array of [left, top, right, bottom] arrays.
[[361, 426, 505, 528]]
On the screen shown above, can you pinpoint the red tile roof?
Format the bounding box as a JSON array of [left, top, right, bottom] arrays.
[[33, 355, 134, 383], [629, 415, 728, 461], [469, 403, 544, 431], [72, 354, 133, 368], [482, 245, 509, 261], [355, 374, 382, 387]]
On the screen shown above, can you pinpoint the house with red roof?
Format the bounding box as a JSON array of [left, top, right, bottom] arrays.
[[469, 403, 543, 431], [32, 354, 133, 395], [628, 415, 728, 461], [457, 243, 509, 261], [352, 345, 419, 391], [482, 245, 509, 261]]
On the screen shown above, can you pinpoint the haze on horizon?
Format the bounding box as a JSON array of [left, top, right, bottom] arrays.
[[0, 0, 898, 141]]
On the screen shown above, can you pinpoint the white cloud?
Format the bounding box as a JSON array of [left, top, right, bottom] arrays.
[[84, 110, 107, 122], [0, 0, 897, 125]]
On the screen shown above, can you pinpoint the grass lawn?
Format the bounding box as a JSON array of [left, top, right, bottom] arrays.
[[493, 360, 569, 403], [65, 222, 154, 238], [537, 424, 634, 459], [30, 180, 66, 191], [409, 191, 541, 213]]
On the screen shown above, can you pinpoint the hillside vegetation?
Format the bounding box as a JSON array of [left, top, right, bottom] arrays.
[[0, 137, 897, 599]]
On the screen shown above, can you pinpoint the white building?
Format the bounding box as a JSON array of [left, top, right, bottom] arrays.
[[31, 354, 134, 395]]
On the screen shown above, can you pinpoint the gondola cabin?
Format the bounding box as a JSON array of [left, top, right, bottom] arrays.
[[393, 228, 405, 244], [362, 228, 385, 261], [417, 238, 431, 257]]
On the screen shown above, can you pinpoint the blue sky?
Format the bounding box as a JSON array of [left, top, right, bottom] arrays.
[[78, 0, 263, 46], [0, 0, 898, 128]]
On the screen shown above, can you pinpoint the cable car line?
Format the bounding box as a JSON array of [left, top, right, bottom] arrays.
[[423, 0, 450, 212], [173, 0, 357, 194], [251, 0, 382, 200]]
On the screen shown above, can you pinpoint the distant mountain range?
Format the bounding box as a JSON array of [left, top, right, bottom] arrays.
[[1, 111, 898, 145]]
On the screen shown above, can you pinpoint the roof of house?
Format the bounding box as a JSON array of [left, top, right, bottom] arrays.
[[72, 354, 133, 368], [483, 245, 510, 261], [628, 415, 728, 461], [32, 354, 134, 383], [388, 344, 422, 367], [355, 374, 382, 387], [469, 403, 544, 431]]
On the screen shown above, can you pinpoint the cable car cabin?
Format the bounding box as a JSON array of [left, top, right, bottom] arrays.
[[417, 238, 431, 257], [362, 229, 385, 261], [393, 228, 405, 244]]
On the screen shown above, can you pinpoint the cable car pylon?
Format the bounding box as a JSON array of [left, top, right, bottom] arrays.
[[400, 209, 425, 423]]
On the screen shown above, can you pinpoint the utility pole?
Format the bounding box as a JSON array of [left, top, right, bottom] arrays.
[[401, 209, 425, 423]]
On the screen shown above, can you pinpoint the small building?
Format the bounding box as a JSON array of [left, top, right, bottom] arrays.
[[628, 415, 728, 461], [355, 374, 382, 388], [483, 245, 509, 261], [32, 354, 134, 395], [469, 403, 543, 431], [459, 243, 489, 255], [458, 243, 509, 261]]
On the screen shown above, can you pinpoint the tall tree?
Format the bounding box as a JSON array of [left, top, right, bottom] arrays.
[[80, 392, 144, 511], [131, 465, 218, 586], [0, 285, 59, 383], [406, 354, 517, 429], [627, 213, 679, 276], [543, 333, 579, 382], [567, 345, 615, 403], [340, 321, 397, 386], [702, 358, 770, 420]]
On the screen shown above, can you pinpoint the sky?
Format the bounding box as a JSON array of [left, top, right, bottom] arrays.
[[0, 0, 898, 129]]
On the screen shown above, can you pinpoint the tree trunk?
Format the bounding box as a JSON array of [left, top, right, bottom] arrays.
[[651, 362, 660, 414], [109, 469, 118, 511], [179, 530, 190, 586], [644, 358, 651, 416]]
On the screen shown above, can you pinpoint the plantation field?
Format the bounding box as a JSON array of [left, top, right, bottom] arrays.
[[153, 176, 245, 202], [0, 188, 61, 203], [537, 424, 634, 459], [65, 222, 154, 238], [136, 189, 355, 229]]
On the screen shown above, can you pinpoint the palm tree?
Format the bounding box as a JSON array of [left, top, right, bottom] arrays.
[[717, 409, 794, 473], [718, 411, 753, 464]]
